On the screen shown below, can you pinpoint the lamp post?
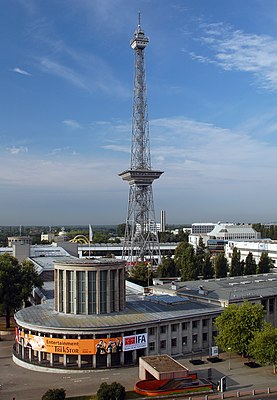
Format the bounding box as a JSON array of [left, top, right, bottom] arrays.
[[228, 347, 232, 370]]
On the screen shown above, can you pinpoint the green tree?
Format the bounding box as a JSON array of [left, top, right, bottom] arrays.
[[195, 237, 206, 278], [215, 301, 265, 357], [202, 252, 214, 279], [97, 382, 125, 400], [181, 244, 198, 281], [174, 241, 191, 275], [128, 262, 152, 286], [214, 253, 228, 278], [249, 323, 277, 373], [229, 247, 243, 277], [42, 388, 66, 400], [117, 223, 126, 237], [157, 256, 177, 278], [0, 254, 43, 328], [244, 252, 257, 275], [257, 252, 273, 274]]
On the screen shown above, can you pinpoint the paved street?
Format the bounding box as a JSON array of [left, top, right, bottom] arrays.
[[2, 334, 277, 400]]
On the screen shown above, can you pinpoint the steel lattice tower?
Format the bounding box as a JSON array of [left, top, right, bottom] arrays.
[[119, 15, 163, 267]]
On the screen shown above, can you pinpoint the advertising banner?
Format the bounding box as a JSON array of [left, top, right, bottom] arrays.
[[19, 330, 123, 355], [123, 333, 148, 351]]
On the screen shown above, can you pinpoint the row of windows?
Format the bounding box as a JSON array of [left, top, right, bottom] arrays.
[[149, 332, 209, 351], [148, 319, 210, 335]]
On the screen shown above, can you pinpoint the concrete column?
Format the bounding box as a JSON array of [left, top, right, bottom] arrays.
[[178, 322, 182, 354], [167, 326, 171, 355], [85, 270, 88, 315], [96, 270, 100, 314], [132, 330, 137, 363], [50, 334, 53, 366], [74, 270, 77, 314], [115, 269, 119, 311], [107, 269, 111, 313]]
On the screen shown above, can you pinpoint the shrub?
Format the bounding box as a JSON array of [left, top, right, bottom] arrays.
[[41, 388, 66, 400], [97, 382, 125, 400]]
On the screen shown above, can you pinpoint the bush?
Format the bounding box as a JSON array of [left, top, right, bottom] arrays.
[[97, 382, 125, 400], [41, 388, 66, 400]]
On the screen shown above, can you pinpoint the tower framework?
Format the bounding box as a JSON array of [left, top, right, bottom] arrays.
[[119, 16, 163, 267]]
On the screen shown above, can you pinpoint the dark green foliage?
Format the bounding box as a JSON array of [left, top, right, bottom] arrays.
[[229, 247, 243, 277], [0, 254, 43, 328], [244, 252, 257, 275], [257, 252, 273, 274], [116, 223, 126, 237], [157, 256, 177, 278], [128, 262, 152, 286], [202, 252, 214, 279], [180, 244, 198, 281], [215, 301, 265, 357], [214, 253, 228, 278], [97, 382, 125, 400], [253, 223, 277, 240], [250, 323, 277, 373], [41, 388, 66, 400]]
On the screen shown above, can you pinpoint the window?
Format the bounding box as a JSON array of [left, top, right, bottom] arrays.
[[182, 336, 187, 346], [192, 334, 198, 344], [77, 271, 86, 314], [269, 298, 274, 313], [171, 338, 177, 347], [67, 270, 74, 313], [203, 332, 208, 342], [202, 319, 208, 327], [58, 270, 64, 312], [192, 320, 198, 329], [149, 327, 155, 336], [110, 270, 116, 312], [182, 322, 189, 330], [88, 271, 96, 314], [100, 270, 107, 313], [261, 299, 267, 310], [149, 342, 155, 351], [160, 340, 166, 349], [160, 326, 167, 334], [171, 324, 178, 332]]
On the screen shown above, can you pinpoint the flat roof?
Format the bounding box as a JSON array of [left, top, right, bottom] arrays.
[[141, 355, 187, 372], [15, 287, 221, 333]]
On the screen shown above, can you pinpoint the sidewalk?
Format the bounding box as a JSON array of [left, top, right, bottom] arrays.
[[177, 351, 277, 398]]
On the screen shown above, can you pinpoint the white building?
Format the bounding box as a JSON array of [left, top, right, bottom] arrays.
[[225, 239, 277, 265], [208, 223, 260, 241]]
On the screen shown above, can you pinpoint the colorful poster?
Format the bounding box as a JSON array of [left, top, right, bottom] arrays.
[[20, 332, 123, 355], [123, 333, 148, 351]]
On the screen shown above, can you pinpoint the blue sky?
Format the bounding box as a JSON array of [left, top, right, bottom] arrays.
[[2, 0, 277, 226]]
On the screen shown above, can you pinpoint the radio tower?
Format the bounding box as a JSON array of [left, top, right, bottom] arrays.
[[119, 14, 163, 267]]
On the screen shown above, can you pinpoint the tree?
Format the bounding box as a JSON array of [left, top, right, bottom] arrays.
[[157, 256, 177, 278], [174, 241, 191, 275], [214, 301, 265, 357], [229, 247, 243, 277], [257, 252, 273, 274], [195, 237, 206, 278], [214, 253, 228, 278], [180, 244, 198, 281], [202, 252, 214, 279], [249, 323, 277, 373], [42, 388, 66, 400], [0, 254, 43, 328], [244, 252, 256, 275], [117, 223, 126, 237], [128, 262, 152, 286], [97, 382, 125, 400]]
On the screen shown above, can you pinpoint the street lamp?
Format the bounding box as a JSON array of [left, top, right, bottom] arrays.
[[228, 347, 232, 370]]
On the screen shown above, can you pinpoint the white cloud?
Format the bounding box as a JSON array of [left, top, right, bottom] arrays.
[[7, 146, 28, 155], [62, 120, 82, 129], [12, 67, 32, 76], [190, 22, 277, 91]]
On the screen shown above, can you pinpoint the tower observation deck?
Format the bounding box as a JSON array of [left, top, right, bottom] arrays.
[[119, 15, 163, 267]]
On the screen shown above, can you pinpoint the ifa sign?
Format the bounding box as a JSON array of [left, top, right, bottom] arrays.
[[123, 333, 148, 351]]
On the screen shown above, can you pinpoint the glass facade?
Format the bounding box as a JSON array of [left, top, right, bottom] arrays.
[[67, 271, 74, 313], [100, 270, 107, 313], [77, 271, 86, 314], [88, 271, 96, 314]]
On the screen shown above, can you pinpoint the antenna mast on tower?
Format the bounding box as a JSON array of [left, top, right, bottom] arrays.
[[119, 14, 163, 267]]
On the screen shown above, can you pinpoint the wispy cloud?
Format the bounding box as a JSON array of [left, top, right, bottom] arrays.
[[189, 22, 277, 91], [7, 146, 28, 155], [62, 120, 82, 129], [12, 67, 32, 76]]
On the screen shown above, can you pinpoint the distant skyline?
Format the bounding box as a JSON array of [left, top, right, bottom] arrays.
[[2, 1, 277, 225]]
